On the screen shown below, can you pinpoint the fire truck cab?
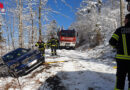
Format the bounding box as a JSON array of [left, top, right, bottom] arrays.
[[57, 29, 78, 49]]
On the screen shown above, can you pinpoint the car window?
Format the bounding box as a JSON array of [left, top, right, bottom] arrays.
[[15, 49, 28, 58], [3, 48, 29, 62], [22, 49, 28, 53], [6, 54, 14, 60], [3, 52, 15, 62]]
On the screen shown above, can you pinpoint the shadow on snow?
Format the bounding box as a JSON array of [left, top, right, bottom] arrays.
[[38, 70, 115, 90]]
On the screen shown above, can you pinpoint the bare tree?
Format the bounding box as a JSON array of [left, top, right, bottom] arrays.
[[39, 0, 42, 39], [6, 26, 10, 50], [111, 0, 114, 9], [97, 0, 102, 14], [31, 9, 34, 49], [46, 20, 58, 40], [10, 15, 15, 50], [27, 0, 35, 49], [120, 0, 125, 26], [19, 0, 23, 48], [0, 23, 5, 56]]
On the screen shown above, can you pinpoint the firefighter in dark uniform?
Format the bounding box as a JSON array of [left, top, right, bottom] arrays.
[[49, 36, 58, 56], [35, 39, 46, 57], [109, 14, 130, 90]]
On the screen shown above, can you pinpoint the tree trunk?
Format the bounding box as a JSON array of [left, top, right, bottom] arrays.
[[0, 24, 2, 56], [19, 0, 23, 48], [34, 27, 38, 44], [39, 0, 42, 39], [98, 0, 102, 15], [28, 29, 31, 48], [111, 0, 114, 9], [10, 15, 15, 50], [120, 0, 125, 26], [31, 8, 34, 49], [7, 26, 10, 50]]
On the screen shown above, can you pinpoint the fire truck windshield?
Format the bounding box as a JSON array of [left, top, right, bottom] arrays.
[[60, 31, 75, 37]]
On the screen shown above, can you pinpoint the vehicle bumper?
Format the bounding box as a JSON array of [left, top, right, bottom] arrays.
[[15, 58, 45, 76], [60, 42, 76, 47]]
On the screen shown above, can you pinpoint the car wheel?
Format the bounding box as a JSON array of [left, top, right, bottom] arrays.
[[8, 69, 18, 77]]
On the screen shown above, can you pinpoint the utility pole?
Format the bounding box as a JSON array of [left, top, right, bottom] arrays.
[[120, 0, 125, 26]]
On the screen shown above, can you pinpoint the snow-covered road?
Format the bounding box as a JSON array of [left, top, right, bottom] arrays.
[[0, 47, 121, 90]]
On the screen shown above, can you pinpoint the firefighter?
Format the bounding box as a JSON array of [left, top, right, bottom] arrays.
[[35, 39, 46, 57], [109, 14, 130, 90], [47, 39, 51, 48], [49, 35, 58, 56]]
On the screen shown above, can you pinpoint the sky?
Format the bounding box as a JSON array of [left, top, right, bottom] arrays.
[[0, 0, 82, 29], [46, 0, 82, 29]]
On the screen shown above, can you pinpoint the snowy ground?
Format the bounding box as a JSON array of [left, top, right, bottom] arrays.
[[0, 45, 128, 90]]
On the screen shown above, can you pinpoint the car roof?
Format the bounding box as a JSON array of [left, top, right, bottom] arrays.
[[2, 48, 29, 58]]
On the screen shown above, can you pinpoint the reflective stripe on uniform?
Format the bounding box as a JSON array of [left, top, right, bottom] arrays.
[[51, 52, 55, 53], [35, 43, 39, 46], [44, 44, 46, 48], [51, 45, 56, 46], [116, 54, 130, 60], [111, 45, 116, 48], [112, 34, 119, 41], [36, 43, 46, 49], [39, 48, 45, 50], [122, 34, 128, 55]]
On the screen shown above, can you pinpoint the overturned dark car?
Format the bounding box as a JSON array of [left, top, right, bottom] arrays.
[[1, 48, 44, 77]]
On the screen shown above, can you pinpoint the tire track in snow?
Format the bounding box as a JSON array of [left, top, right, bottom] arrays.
[[60, 50, 115, 83], [59, 52, 115, 90]]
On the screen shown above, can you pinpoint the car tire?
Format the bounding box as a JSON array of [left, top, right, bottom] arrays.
[[8, 69, 18, 77]]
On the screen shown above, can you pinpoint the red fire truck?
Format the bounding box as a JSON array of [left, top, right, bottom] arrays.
[[57, 29, 78, 49]]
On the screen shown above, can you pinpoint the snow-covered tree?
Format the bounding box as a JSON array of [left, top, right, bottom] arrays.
[[46, 20, 58, 40], [0, 18, 5, 56], [73, 0, 101, 48], [70, 0, 120, 49]]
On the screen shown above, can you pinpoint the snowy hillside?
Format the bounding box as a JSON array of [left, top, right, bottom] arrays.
[[0, 45, 127, 90]]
